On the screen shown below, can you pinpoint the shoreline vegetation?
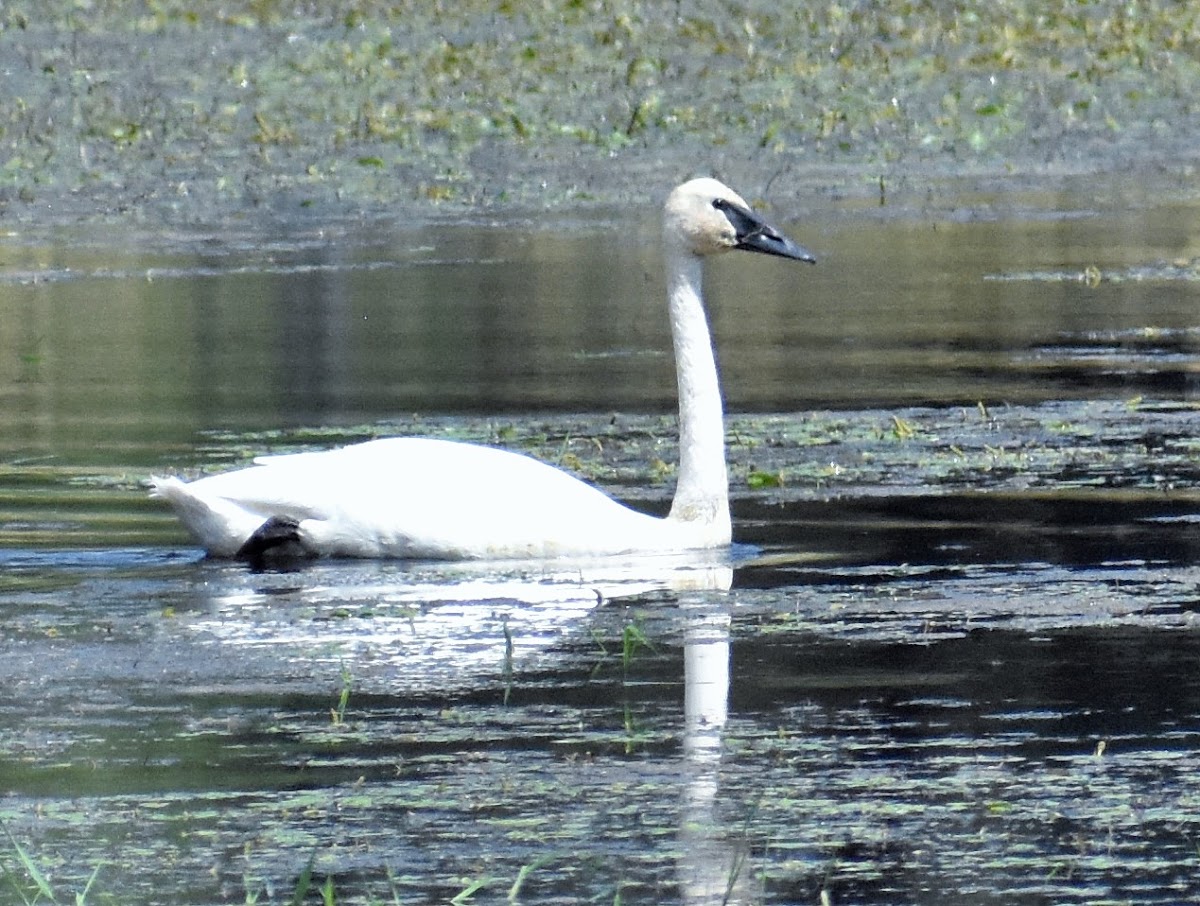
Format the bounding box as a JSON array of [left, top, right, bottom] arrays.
[[2, 1, 1199, 227]]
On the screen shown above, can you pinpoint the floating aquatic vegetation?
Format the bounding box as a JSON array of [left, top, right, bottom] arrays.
[[3, 1, 1200, 221]]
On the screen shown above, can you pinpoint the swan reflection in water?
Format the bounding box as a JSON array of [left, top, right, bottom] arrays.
[[185, 555, 743, 903], [678, 601, 744, 905]]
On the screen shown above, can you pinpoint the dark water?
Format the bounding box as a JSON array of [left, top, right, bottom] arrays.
[[2, 187, 1200, 904]]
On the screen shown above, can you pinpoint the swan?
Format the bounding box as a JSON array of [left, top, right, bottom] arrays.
[[151, 177, 815, 561]]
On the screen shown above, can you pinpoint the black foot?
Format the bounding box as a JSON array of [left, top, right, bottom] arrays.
[[237, 515, 316, 570]]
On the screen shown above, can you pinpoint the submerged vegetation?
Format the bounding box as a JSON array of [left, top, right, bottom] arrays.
[[1, 0, 1199, 220], [195, 398, 1200, 503], [3, 399, 1199, 550]]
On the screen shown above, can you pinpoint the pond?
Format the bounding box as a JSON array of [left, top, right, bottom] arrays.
[[2, 183, 1200, 904]]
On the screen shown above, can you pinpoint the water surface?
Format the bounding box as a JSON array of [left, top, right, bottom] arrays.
[[2, 187, 1200, 903]]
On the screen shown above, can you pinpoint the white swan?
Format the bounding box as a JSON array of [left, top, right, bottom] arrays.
[[151, 177, 815, 561]]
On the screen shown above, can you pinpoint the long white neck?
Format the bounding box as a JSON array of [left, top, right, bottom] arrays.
[[665, 249, 731, 541]]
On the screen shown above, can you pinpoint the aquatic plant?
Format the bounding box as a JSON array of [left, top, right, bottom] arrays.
[[2, 0, 1199, 219], [621, 619, 651, 673], [508, 854, 552, 900], [449, 875, 490, 904], [502, 618, 515, 706], [0, 822, 102, 906], [331, 661, 353, 726]]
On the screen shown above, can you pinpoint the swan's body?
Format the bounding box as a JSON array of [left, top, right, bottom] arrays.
[[152, 438, 719, 559], [151, 178, 815, 561]]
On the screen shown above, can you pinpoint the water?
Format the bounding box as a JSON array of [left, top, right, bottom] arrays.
[[2, 186, 1200, 904]]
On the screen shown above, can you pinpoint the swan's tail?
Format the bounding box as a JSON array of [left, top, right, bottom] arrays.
[[147, 475, 180, 500], [149, 475, 254, 557]]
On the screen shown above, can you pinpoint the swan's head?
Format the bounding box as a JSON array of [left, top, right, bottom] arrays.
[[664, 177, 816, 263]]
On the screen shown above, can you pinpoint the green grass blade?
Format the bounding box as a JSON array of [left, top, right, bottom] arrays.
[[289, 852, 317, 906], [75, 862, 104, 905], [1, 862, 37, 906], [507, 855, 551, 901], [502, 619, 514, 706], [2, 825, 55, 902], [449, 876, 490, 905]]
